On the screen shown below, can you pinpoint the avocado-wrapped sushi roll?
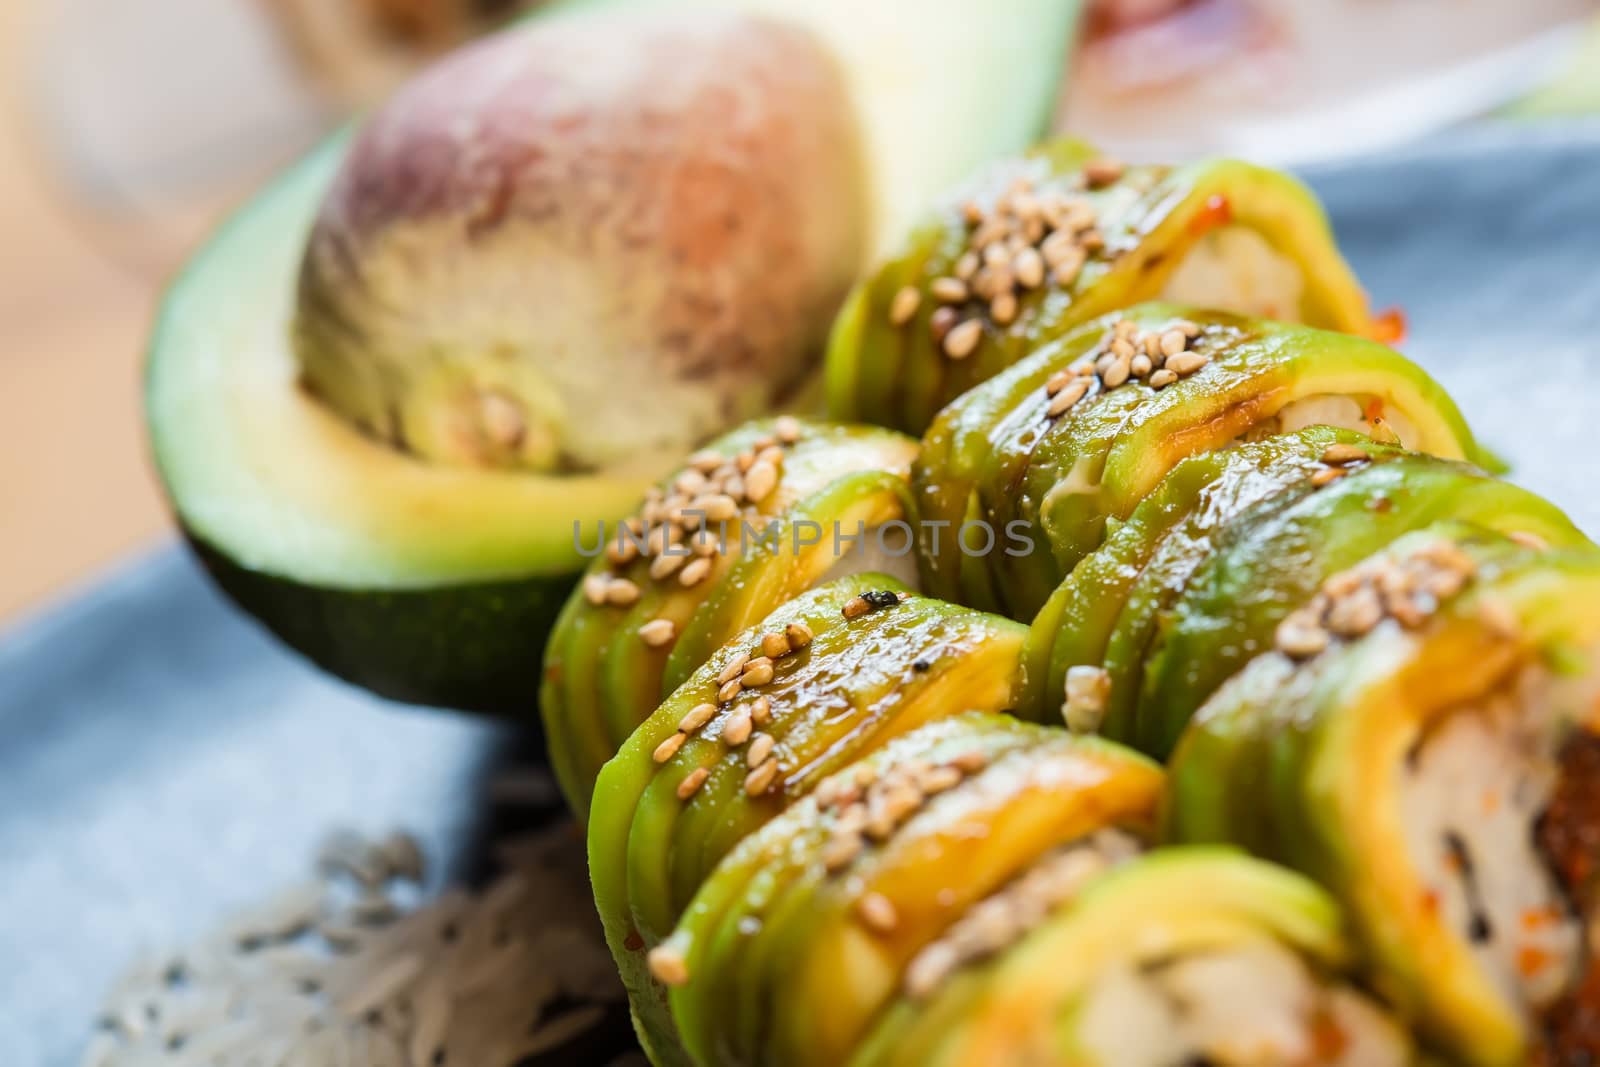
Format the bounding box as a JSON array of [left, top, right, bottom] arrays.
[[656, 712, 1163, 1066], [589, 574, 1028, 1063], [542, 418, 919, 818], [827, 139, 1377, 435], [1135, 457, 1587, 757], [854, 848, 1413, 1067], [1168, 535, 1600, 1065], [914, 304, 1481, 619]]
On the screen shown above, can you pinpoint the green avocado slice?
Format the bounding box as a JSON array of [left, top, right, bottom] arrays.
[[588, 574, 1027, 1062], [144, 137, 667, 712], [913, 304, 1481, 620], [540, 418, 919, 820], [851, 848, 1404, 1067], [1139, 457, 1589, 757], [827, 139, 1377, 435], [1167, 541, 1600, 1064], [1016, 426, 1393, 720], [660, 713, 1162, 1066]]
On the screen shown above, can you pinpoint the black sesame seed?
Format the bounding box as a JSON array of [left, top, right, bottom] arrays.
[[912, 660, 932, 673], [863, 590, 901, 610]]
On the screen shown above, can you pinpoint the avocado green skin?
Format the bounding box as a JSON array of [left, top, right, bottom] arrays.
[[664, 714, 1162, 1067], [192, 536, 569, 716], [1138, 458, 1590, 757], [540, 420, 918, 821], [915, 304, 1482, 621], [826, 139, 1375, 436], [589, 574, 1027, 1064], [1166, 544, 1600, 1065], [1017, 426, 1388, 721], [851, 848, 1383, 1067]]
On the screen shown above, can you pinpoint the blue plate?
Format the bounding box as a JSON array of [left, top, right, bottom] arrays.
[[4, 122, 1598, 1065]]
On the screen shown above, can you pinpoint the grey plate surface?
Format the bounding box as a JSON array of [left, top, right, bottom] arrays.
[[3, 122, 1599, 1066]]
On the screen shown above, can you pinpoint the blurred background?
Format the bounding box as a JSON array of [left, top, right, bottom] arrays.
[[0, 0, 1597, 624]]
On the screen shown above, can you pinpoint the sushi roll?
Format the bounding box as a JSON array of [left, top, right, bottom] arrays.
[[913, 304, 1482, 619], [853, 848, 1413, 1066], [541, 418, 919, 818], [826, 139, 1377, 435], [588, 574, 1029, 1063], [1169, 533, 1600, 1064], [657, 713, 1163, 1066]]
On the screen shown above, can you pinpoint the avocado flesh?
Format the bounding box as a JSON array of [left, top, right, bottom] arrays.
[[1167, 544, 1600, 1065], [662, 714, 1163, 1066], [1017, 426, 1386, 720], [588, 575, 1027, 1064], [540, 419, 919, 820], [1140, 459, 1589, 757], [144, 136, 668, 712], [851, 849, 1376, 1067], [913, 304, 1482, 621], [827, 142, 1376, 436]]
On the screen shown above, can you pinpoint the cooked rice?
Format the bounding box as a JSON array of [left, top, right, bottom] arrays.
[[82, 821, 630, 1067]]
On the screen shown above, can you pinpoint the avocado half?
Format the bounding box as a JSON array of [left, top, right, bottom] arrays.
[[144, 1, 1081, 715], [146, 138, 657, 712]]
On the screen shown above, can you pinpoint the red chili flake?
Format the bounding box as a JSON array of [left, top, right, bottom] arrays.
[[1368, 307, 1408, 345], [1188, 193, 1232, 236]]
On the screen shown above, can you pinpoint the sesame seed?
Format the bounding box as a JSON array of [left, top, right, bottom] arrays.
[[857, 892, 899, 933], [639, 618, 677, 647], [747, 733, 775, 767], [1101, 354, 1132, 390], [695, 493, 740, 522], [718, 653, 751, 685], [1012, 247, 1045, 289], [930, 277, 969, 304], [1084, 157, 1125, 187], [982, 241, 1010, 268], [843, 596, 871, 620], [1321, 443, 1371, 466], [605, 578, 640, 606], [990, 291, 1018, 326], [744, 758, 779, 796], [886, 287, 920, 327], [648, 946, 689, 986], [1047, 379, 1090, 418], [918, 765, 964, 795], [1130, 353, 1153, 379], [1080, 230, 1105, 252], [688, 449, 724, 473], [678, 557, 713, 587], [582, 575, 610, 606], [1045, 369, 1074, 397], [653, 732, 686, 763], [783, 621, 813, 650], [944, 319, 983, 359], [1164, 351, 1209, 376], [1159, 329, 1188, 357], [760, 632, 790, 659], [607, 538, 640, 566], [679, 703, 717, 733], [676, 768, 710, 800], [1149, 368, 1178, 389], [649, 552, 687, 581], [750, 695, 772, 725], [744, 461, 780, 504], [1326, 586, 1384, 637], [961, 200, 984, 225], [718, 678, 744, 703], [821, 832, 863, 873], [741, 660, 775, 687], [736, 450, 757, 474], [774, 415, 802, 444], [929, 306, 959, 346], [1310, 466, 1346, 487], [721, 709, 753, 747], [949, 750, 989, 774], [1053, 259, 1084, 287], [1276, 612, 1331, 659]]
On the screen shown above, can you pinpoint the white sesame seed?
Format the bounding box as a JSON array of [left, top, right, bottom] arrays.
[[679, 703, 718, 733], [649, 552, 687, 581], [653, 732, 686, 763], [1130, 354, 1153, 379], [744, 758, 779, 796], [857, 892, 899, 933], [741, 661, 775, 687], [639, 618, 677, 647], [761, 632, 790, 659], [990, 291, 1018, 326], [744, 461, 780, 504], [1148, 368, 1178, 389], [721, 709, 753, 747], [774, 416, 802, 444], [746, 733, 775, 767], [676, 767, 710, 800], [1321, 443, 1370, 466], [1012, 247, 1045, 290], [943, 319, 983, 360], [718, 678, 744, 703], [678, 557, 713, 587], [717, 653, 750, 685], [1047, 379, 1090, 418], [605, 578, 640, 606], [888, 286, 921, 326], [582, 575, 610, 606], [784, 622, 813, 649], [1164, 351, 1209, 376], [930, 277, 968, 304]]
